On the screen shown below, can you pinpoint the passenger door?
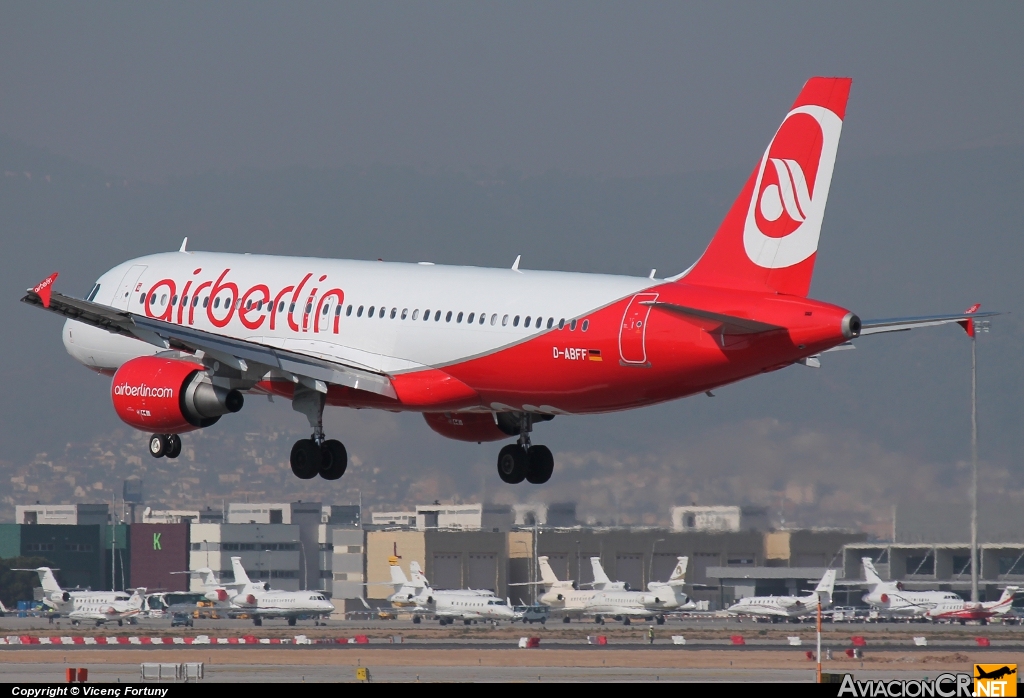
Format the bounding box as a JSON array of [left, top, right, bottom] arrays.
[[618, 293, 658, 365]]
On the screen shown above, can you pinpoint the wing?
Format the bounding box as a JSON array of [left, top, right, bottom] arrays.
[[21, 282, 396, 399], [859, 310, 997, 336]]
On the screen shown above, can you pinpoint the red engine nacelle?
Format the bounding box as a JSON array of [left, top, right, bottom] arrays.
[[111, 356, 243, 434], [423, 412, 511, 443]]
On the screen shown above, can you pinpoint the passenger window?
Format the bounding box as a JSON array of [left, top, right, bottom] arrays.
[[245, 300, 252, 310], [357, 305, 364, 317], [213, 297, 220, 309], [434, 310, 441, 321], [149, 293, 156, 305], [289, 303, 296, 313], [203, 297, 209, 308], [513, 315, 520, 327], [334, 306, 341, 316], [491, 314, 497, 326], [322, 305, 329, 316], [479, 313, 485, 325], [193, 297, 200, 307], [536, 317, 543, 329], [368, 305, 375, 317], [558, 318, 565, 329], [546, 317, 554, 329], [412, 309, 419, 320], [160, 294, 168, 305], [401, 308, 408, 320], [524, 315, 531, 327], [390, 307, 397, 319], [582, 319, 589, 332], [570, 318, 577, 331], [446, 311, 453, 322], [171, 295, 178, 306], [379, 307, 385, 318], [140, 293, 146, 304], [502, 314, 509, 326], [346, 305, 353, 316], [466, 312, 474, 323], [305, 303, 313, 314]]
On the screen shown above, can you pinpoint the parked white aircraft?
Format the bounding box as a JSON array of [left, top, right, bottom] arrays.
[[535, 556, 602, 623], [586, 557, 664, 625], [15, 567, 131, 618], [387, 559, 515, 625], [68, 588, 146, 627], [228, 557, 334, 626], [925, 586, 1019, 624], [860, 558, 962, 618], [727, 570, 836, 620], [647, 557, 696, 612]]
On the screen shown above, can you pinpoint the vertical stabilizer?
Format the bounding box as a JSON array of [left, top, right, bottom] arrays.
[[538, 556, 561, 588], [230, 557, 252, 587], [814, 569, 837, 606], [13, 567, 64, 595], [389, 558, 409, 586], [590, 557, 613, 590], [862, 558, 883, 587], [409, 560, 430, 587], [666, 557, 689, 586], [681, 77, 851, 297]]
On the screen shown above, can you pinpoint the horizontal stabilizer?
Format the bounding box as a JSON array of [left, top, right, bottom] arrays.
[[859, 311, 998, 336], [644, 301, 785, 336]]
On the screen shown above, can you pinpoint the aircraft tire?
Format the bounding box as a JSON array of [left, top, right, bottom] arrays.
[[464, 619, 472, 625], [496, 445, 528, 484], [562, 616, 571, 624], [288, 617, 297, 626], [656, 615, 665, 625], [623, 617, 631, 626], [253, 617, 262, 626], [148, 434, 168, 458], [320, 440, 348, 480], [525, 445, 554, 484], [165, 434, 182, 459], [290, 439, 321, 479], [413, 615, 421, 624]]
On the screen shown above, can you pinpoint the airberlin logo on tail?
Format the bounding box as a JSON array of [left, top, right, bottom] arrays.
[[113, 383, 174, 399], [743, 105, 844, 269]]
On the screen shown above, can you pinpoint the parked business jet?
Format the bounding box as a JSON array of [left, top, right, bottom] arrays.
[[925, 587, 1018, 624], [386, 559, 514, 624], [227, 557, 335, 626], [22, 77, 992, 486], [727, 570, 836, 620], [67, 588, 146, 627], [647, 557, 696, 612], [536, 556, 600, 622], [585, 557, 665, 625], [15, 567, 131, 616], [860, 558, 962, 618]]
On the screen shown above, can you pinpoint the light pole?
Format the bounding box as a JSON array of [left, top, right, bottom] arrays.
[[968, 316, 990, 603]]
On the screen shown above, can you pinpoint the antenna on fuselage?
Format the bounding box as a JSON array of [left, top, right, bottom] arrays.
[[179, 237, 189, 253], [511, 255, 522, 272]]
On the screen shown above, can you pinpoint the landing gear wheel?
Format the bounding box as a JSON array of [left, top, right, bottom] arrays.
[[594, 615, 602, 624], [290, 439, 321, 479], [319, 440, 348, 480], [656, 615, 665, 625], [165, 434, 182, 459], [497, 444, 528, 484], [623, 617, 631, 626], [526, 445, 554, 484], [253, 617, 262, 626], [463, 619, 472, 625], [412, 615, 421, 624], [562, 616, 571, 624], [149, 434, 168, 458], [287, 617, 297, 626]]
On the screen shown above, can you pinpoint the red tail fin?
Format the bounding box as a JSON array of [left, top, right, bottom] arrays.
[[682, 77, 852, 297]]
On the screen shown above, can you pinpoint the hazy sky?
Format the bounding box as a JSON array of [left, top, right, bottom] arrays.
[[2, 3, 1022, 180], [1, 4, 1022, 526]]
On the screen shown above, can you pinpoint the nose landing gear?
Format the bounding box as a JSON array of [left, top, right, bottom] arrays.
[[289, 385, 349, 480], [496, 413, 554, 485]]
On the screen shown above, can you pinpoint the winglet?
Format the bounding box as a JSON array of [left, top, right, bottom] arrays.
[[511, 255, 521, 272], [179, 237, 189, 253], [31, 273, 59, 308], [958, 303, 981, 337]]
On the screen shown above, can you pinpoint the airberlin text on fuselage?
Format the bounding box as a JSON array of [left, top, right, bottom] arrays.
[[142, 268, 344, 334]]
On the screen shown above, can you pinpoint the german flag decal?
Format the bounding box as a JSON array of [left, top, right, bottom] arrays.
[[589, 349, 602, 362]]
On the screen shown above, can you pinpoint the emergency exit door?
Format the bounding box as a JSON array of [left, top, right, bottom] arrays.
[[618, 293, 658, 365]]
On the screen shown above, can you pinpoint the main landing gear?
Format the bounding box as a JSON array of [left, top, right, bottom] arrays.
[[497, 413, 554, 485], [148, 434, 182, 459], [289, 386, 349, 481]]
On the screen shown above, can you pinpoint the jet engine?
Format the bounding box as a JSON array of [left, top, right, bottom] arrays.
[[422, 412, 510, 443], [111, 356, 243, 433]]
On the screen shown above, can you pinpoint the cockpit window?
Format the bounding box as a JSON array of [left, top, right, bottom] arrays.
[[86, 284, 101, 302]]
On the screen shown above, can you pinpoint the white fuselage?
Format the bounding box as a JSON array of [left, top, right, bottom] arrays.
[[430, 592, 516, 621], [231, 590, 334, 618], [863, 588, 962, 617], [585, 590, 661, 618], [728, 594, 821, 618]]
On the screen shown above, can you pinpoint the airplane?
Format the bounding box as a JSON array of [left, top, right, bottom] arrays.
[[21, 76, 995, 487], [585, 557, 663, 625], [536, 555, 599, 622], [386, 559, 515, 625], [647, 557, 696, 612], [226, 557, 335, 626], [860, 557, 963, 618], [727, 569, 836, 620], [67, 587, 146, 627], [15, 567, 130, 617], [976, 666, 1017, 681], [924, 586, 1018, 624]]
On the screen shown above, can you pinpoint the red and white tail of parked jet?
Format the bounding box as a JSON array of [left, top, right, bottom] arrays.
[[22, 77, 995, 486]]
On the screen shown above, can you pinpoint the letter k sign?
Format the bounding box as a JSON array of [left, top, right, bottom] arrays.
[[153, 533, 162, 550]]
